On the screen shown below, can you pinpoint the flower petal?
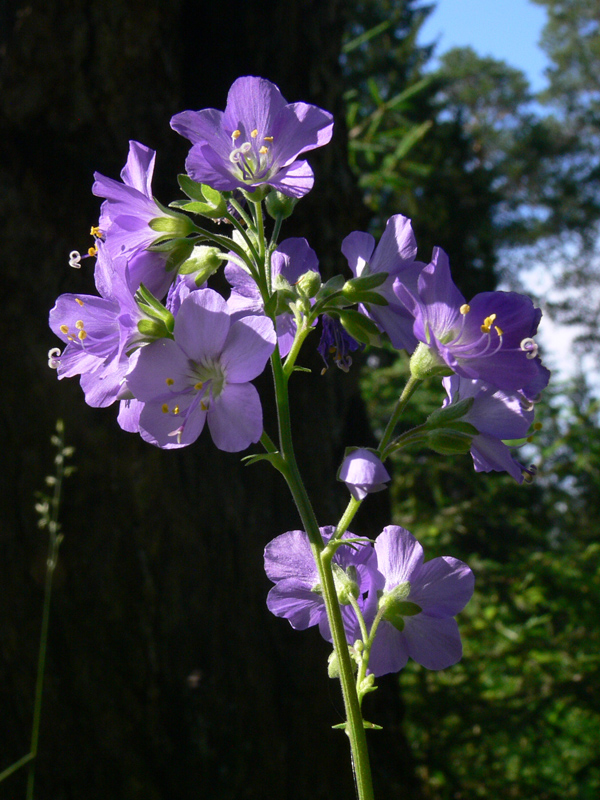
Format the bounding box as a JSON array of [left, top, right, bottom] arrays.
[[207, 382, 263, 452], [402, 615, 463, 670]]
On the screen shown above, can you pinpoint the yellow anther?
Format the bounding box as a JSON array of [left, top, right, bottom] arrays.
[[173, 405, 179, 415], [534, 422, 543, 431], [88, 245, 97, 257], [494, 325, 504, 336], [231, 129, 241, 140], [75, 319, 85, 329], [161, 404, 169, 414], [460, 304, 470, 315], [527, 435, 534, 443], [77, 330, 87, 340], [67, 335, 75, 341], [166, 377, 174, 386], [90, 225, 102, 237], [60, 324, 69, 334], [201, 401, 208, 411], [481, 313, 497, 334], [251, 129, 258, 138], [259, 146, 268, 154], [194, 382, 203, 390], [75, 298, 84, 307], [264, 136, 274, 142]]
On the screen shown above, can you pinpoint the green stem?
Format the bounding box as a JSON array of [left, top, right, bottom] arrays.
[[377, 375, 423, 455], [269, 351, 375, 800], [0, 753, 34, 784], [26, 439, 65, 800], [333, 496, 363, 541]]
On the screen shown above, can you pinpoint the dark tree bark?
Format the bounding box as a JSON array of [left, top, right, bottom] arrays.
[[0, 2, 420, 798]]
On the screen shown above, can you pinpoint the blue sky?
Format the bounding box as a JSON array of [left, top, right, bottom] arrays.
[[418, 0, 550, 91]]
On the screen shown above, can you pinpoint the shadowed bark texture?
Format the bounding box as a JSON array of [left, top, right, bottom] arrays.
[[0, 1, 421, 798]]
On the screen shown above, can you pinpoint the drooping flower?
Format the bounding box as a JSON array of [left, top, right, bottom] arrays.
[[366, 526, 474, 676], [225, 237, 319, 356], [126, 288, 276, 451], [442, 375, 536, 483], [338, 449, 391, 501], [341, 214, 425, 352], [394, 247, 551, 399], [264, 527, 378, 641], [92, 140, 172, 298], [170, 76, 334, 198], [317, 315, 363, 373], [48, 242, 145, 407]]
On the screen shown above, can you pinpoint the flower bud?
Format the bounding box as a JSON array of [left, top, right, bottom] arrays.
[[265, 190, 298, 220], [179, 245, 223, 284], [296, 270, 322, 298]]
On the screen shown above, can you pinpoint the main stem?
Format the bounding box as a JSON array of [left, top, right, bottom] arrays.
[[270, 353, 375, 800]]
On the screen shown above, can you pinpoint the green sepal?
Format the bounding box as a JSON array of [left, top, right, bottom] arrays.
[[165, 238, 196, 272], [337, 308, 382, 347], [135, 283, 175, 333], [176, 175, 227, 218], [344, 271, 388, 291], [137, 318, 171, 340], [263, 292, 280, 318], [318, 274, 346, 298], [178, 174, 210, 202], [426, 428, 474, 455], [148, 214, 194, 236], [346, 290, 389, 307], [241, 184, 271, 203], [426, 397, 475, 427], [341, 272, 389, 304]]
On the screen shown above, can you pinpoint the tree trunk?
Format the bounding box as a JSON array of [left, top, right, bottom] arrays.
[[0, 1, 420, 797]]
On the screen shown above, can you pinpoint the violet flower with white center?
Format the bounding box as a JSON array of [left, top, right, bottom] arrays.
[[170, 76, 334, 198], [126, 288, 276, 451], [225, 237, 319, 356], [394, 247, 551, 400], [49, 242, 144, 408], [365, 526, 474, 677], [92, 140, 172, 298], [338, 449, 391, 501], [264, 527, 378, 642], [442, 375, 536, 483], [341, 214, 425, 352], [317, 315, 363, 373]]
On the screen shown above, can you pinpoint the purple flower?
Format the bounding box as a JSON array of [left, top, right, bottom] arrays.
[[317, 315, 363, 373], [225, 237, 319, 356], [338, 449, 391, 501], [92, 141, 172, 298], [341, 215, 425, 352], [394, 247, 550, 399], [170, 76, 334, 198], [264, 527, 378, 641], [366, 526, 474, 676], [442, 375, 536, 483], [49, 242, 143, 407], [126, 288, 276, 451]]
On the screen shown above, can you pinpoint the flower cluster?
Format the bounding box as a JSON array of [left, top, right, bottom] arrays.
[[265, 525, 474, 676], [48, 75, 550, 684]]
